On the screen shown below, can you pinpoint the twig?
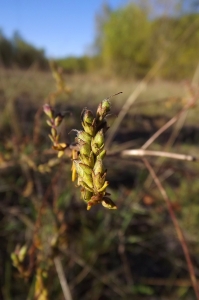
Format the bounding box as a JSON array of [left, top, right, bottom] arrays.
[[141, 104, 192, 150], [142, 158, 199, 300], [122, 149, 196, 161], [54, 256, 73, 300], [145, 62, 199, 185]]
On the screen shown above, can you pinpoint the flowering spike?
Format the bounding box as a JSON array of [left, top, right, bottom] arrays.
[[71, 95, 122, 209]]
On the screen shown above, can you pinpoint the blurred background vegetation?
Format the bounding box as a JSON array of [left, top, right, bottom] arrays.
[[1, 0, 199, 299], [1, 1, 199, 78]]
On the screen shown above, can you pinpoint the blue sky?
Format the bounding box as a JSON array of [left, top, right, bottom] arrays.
[[0, 0, 125, 58]]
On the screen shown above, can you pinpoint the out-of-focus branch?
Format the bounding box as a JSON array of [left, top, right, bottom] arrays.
[[143, 158, 199, 300], [122, 149, 196, 161], [54, 256, 73, 300]]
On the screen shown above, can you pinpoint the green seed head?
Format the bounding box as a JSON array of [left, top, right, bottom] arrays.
[[81, 109, 94, 125], [96, 99, 111, 120]]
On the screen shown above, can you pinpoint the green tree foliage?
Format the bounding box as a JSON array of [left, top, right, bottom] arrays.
[[151, 14, 199, 79], [0, 31, 48, 69], [0, 31, 14, 67], [98, 4, 152, 77], [95, 2, 199, 79], [13, 32, 48, 69], [57, 56, 90, 74]]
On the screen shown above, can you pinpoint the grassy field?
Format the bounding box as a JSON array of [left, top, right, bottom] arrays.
[[1, 68, 199, 299]]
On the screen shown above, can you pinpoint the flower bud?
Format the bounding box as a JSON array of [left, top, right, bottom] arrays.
[[51, 127, 57, 138], [54, 113, 63, 127], [92, 172, 106, 192], [46, 120, 53, 127], [73, 160, 84, 178], [43, 104, 54, 119], [83, 124, 95, 136], [92, 129, 104, 146], [75, 130, 92, 144], [102, 197, 117, 209], [79, 141, 91, 156], [81, 188, 93, 202], [97, 149, 106, 159], [79, 174, 93, 190], [81, 110, 96, 136], [79, 162, 92, 175], [52, 143, 67, 151], [80, 153, 94, 167], [93, 158, 104, 175], [81, 109, 94, 125], [18, 245, 28, 262], [96, 99, 111, 120], [74, 161, 93, 189]]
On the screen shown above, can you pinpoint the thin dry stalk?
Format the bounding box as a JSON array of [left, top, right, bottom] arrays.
[[142, 63, 199, 187], [142, 158, 199, 300], [141, 103, 193, 150], [143, 110, 189, 187], [122, 149, 196, 161], [149, 63, 199, 172], [54, 256, 73, 300]]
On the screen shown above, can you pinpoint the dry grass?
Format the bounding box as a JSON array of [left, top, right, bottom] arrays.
[[1, 68, 199, 299]]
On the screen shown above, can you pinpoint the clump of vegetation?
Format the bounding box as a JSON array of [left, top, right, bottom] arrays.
[[0, 31, 48, 69]]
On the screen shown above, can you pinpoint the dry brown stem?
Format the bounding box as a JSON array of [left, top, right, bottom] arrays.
[[54, 256, 73, 300], [143, 158, 199, 300]]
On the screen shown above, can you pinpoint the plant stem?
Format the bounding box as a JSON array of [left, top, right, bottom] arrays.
[[54, 256, 73, 300], [122, 149, 196, 161], [143, 158, 199, 300]]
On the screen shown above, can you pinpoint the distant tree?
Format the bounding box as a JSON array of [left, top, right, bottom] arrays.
[[0, 30, 48, 69], [151, 13, 199, 79], [96, 3, 152, 77], [0, 30, 14, 67], [94, 1, 199, 79], [12, 32, 47, 69], [94, 2, 112, 55]]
